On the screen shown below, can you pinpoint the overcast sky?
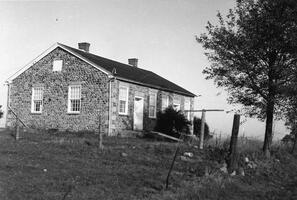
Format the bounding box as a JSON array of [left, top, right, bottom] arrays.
[[0, 0, 289, 139]]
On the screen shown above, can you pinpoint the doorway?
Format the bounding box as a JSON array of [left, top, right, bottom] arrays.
[[133, 96, 144, 130]]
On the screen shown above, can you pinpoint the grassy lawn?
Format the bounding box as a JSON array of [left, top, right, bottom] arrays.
[[0, 130, 200, 200], [0, 129, 296, 200]]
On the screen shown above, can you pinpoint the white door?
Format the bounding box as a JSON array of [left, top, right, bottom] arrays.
[[133, 96, 144, 130]]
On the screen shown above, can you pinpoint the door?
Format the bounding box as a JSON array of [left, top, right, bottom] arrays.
[[133, 96, 144, 130]]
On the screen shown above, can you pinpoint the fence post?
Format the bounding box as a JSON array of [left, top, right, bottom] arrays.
[[16, 117, 20, 140], [98, 114, 103, 150], [227, 114, 240, 173], [99, 130, 103, 150], [199, 109, 205, 149], [165, 144, 179, 189]]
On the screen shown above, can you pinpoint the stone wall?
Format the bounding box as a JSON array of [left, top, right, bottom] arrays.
[[7, 47, 109, 133], [109, 80, 156, 135]]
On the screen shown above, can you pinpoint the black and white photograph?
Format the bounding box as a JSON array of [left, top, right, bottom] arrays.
[[0, 0, 296, 199]]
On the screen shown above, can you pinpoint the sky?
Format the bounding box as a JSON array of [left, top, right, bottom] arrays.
[[0, 0, 289, 139]]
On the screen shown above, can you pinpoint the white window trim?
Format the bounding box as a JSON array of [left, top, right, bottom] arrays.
[[67, 85, 81, 114], [31, 87, 44, 114], [161, 95, 169, 111], [119, 86, 129, 115], [149, 92, 157, 118], [53, 60, 63, 71]]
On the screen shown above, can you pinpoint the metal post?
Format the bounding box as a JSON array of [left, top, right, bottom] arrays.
[[199, 109, 205, 149]]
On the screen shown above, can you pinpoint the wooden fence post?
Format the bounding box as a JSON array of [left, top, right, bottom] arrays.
[[227, 114, 240, 173], [199, 110, 205, 149], [98, 114, 104, 150], [16, 117, 20, 140]]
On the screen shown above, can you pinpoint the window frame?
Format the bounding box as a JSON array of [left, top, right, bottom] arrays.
[[53, 60, 63, 71], [31, 87, 44, 114], [67, 85, 82, 114], [119, 86, 129, 115], [149, 92, 157, 118], [161, 95, 169, 111]]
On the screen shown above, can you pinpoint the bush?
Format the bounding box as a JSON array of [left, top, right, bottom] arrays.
[[154, 106, 191, 138], [193, 117, 212, 140], [282, 134, 294, 144]]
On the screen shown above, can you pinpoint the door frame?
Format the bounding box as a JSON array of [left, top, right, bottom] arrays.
[[133, 96, 144, 131]]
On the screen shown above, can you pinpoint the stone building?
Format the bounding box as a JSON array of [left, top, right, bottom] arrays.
[[6, 42, 196, 135]]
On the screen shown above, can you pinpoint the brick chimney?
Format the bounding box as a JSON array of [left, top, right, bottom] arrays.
[[128, 58, 138, 67], [78, 42, 90, 52]]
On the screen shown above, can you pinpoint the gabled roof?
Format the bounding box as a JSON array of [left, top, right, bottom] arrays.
[[7, 43, 196, 97], [60, 43, 196, 97]]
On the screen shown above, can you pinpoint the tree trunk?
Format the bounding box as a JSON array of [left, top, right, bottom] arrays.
[[291, 134, 297, 154], [291, 125, 297, 154], [263, 99, 275, 158]]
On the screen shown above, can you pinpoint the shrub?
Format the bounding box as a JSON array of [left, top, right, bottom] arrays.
[[193, 117, 212, 140], [154, 106, 190, 138]]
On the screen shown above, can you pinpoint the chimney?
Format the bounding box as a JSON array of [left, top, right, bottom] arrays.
[[128, 58, 138, 67], [78, 42, 90, 52]]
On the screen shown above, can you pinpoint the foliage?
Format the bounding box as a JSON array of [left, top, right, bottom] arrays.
[[193, 117, 212, 140], [281, 134, 294, 143], [154, 106, 191, 138], [283, 96, 297, 152], [196, 0, 297, 156]]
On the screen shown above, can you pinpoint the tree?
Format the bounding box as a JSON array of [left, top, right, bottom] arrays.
[[155, 106, 191, 138], [197, 0, 297, 157], [193, 117, 212, 141]]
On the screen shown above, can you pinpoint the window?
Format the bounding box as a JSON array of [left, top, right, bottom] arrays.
[[161, 95, 169, 111], [149, 93, 157, 118], [31, 87, 44, 113], [173, 97, 181, 111], [119, 86, 128, 115], [68, 85, 81, 113], [184, 98, 191, 120], [53, 60, 63, 71]]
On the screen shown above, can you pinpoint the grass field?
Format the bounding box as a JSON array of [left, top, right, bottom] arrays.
[[0, 129, 296, 200]]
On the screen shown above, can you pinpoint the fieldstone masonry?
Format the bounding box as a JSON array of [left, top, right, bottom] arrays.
[[7, 47, 109, 132]]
